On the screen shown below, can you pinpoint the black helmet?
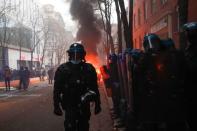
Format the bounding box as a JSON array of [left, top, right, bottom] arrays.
[[143, 33, 162, 53], [183, 22, 197, 31], [67, 42, 86, 63], [108, 53, 117, 63], [161, 38, 175, 51], [183, 22, 197, 44], [67, 42, 86, 54]]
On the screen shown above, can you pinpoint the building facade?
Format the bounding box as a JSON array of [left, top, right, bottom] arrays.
[[0, 0, 43, 69], [132, 0, 197, 49], [133, 0, 180, 49], [188, 0, 197, 22], [42, 4, 72, 67]]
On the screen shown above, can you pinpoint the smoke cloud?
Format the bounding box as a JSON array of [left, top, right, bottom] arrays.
[[70, 0, 101, 56]]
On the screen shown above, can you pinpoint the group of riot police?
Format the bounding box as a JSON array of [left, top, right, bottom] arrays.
[[52, 22, 197, 131], [103, 22, 197, 131]]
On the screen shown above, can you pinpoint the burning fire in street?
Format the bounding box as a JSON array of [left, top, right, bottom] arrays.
[[85, 54, 102, 82], [85, 54, 100, 69]]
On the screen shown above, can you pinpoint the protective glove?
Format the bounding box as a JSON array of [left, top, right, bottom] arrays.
[[54, 107, 63, 116], [81, 90, 97, 104], [94, 104, 101, 115]]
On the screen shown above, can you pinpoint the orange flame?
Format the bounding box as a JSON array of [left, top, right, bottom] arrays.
[[85, 54, 100, 69], [85, 54, 103, 83]]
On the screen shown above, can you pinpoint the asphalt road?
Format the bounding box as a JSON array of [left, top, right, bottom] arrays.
[[0, 82, 113, 131]]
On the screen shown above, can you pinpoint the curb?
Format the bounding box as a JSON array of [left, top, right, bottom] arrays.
[[0, 77, 47, 89]]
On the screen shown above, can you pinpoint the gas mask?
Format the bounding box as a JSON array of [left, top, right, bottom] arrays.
[[70, 50, 82, 64], [70, 60, 82, 64]]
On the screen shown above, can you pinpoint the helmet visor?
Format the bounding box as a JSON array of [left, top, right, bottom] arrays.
[[144, 35, 161, 52]]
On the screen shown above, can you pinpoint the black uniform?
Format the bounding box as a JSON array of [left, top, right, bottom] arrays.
[[108, 58, 120, 114], [53, 61, 101, 131], [134, 50, 187, 130], [48, 68, 54, 84], [183, 22, 197, 131], [185, 42, 197, 131], [134, 34, 187, 131]]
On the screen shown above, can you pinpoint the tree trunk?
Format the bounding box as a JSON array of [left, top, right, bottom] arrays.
[[30, 51, 33, 71], [129, 0, 134, 49], [51, 52, 54, 67], [97, 0, 115, 54], [107, 21, 115, 53], [114, 0, 123, 53], [19, 27, 22, 68], [118, 0, 132, 49], [178, 0, 188, 50], [2, 15, 7, 67], [109, 34, 115, 53], [40, 38, 47, 68], [40, 49, 45, 69], [19, 43, 22, 68]]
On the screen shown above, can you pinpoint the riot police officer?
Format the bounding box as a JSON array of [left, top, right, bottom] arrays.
[[108, 54, 120, 116], [133, 34, 163, 131], [53, 42, 101, 131], [134, 34, 187, 131], [183, 22, 197, 131]]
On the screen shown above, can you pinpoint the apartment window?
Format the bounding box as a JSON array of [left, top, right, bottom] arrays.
[[138, 8, 141, 26], [151, 0, 157, 14], [144, 1, 148, 20], [161, 0, 168, 5], [176, 6, 180, 31], [139, 37, 142, 49], [134, 14, 136, 28], [134, 39, 137, 48]]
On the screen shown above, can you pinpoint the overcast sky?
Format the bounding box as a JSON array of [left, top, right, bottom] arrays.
[[38, 0, 75, 28], [37, 0, 128, 34]]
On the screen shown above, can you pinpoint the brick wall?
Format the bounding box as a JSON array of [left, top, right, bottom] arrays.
[[188, 0, 197, 22], [133, 0, 180, 49]]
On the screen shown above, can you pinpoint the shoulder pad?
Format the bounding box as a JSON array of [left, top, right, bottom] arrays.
[[56, 62, 70, 73], [84, 63, 96, 72]]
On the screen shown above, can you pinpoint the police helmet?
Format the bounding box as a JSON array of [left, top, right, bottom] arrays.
[[67, 42, 86, 62], [183, 22, 197, 31], [131, 49, 143, 61], [183, 22, 197, 44], [108, 53, 117, 63], [143, 33, 162, 53], [117, 53, 123, 61], [67, 42, 86, 54], [161, 38, 175, 51]]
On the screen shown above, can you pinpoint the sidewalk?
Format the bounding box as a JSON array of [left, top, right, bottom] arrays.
[[0, 78, 117, 131], [99, 82, 126, 131], [0, 77, 46, 91], [0, 80, 48, 100], [90, 84, 114, 131], [0, 80, 115, 131]]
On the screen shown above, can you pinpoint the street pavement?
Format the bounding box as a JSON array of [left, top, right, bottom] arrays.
[[0, 81, 114, 131]]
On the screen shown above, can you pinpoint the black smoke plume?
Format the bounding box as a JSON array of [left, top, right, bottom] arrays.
[[70, 0, 101, 56]]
